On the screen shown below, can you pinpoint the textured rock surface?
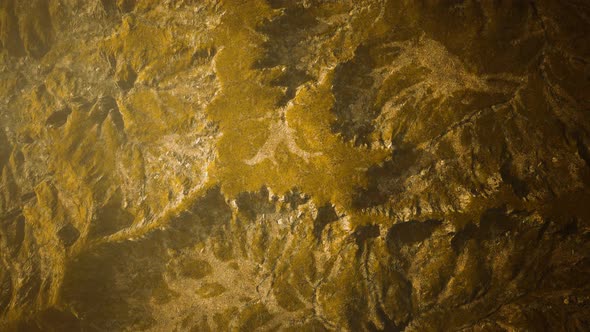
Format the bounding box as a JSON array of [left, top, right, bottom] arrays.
[[1, 0, 590, 330]]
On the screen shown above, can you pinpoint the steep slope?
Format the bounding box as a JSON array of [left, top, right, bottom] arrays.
[[1, 0, 589, 331]]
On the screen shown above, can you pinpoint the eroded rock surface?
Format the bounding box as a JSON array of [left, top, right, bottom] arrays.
[[1, 0, 590, 331]]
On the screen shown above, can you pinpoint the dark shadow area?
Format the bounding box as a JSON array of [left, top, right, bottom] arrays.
[[313, 204, 339, 242], [59, 187, 231, 330]]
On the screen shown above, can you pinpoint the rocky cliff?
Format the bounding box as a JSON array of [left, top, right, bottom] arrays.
[[1, 0, 589, 330]]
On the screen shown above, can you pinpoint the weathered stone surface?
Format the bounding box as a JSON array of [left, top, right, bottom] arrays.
[[1, 0, 590, 330]]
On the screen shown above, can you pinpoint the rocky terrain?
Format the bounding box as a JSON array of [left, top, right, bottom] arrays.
[[1, 0, 590, 330]]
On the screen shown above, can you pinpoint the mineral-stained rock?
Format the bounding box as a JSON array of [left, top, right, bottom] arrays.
[[1, 0, 590, 330]]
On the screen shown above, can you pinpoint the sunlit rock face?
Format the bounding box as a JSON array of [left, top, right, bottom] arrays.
[[1, 0, 590, 330]]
